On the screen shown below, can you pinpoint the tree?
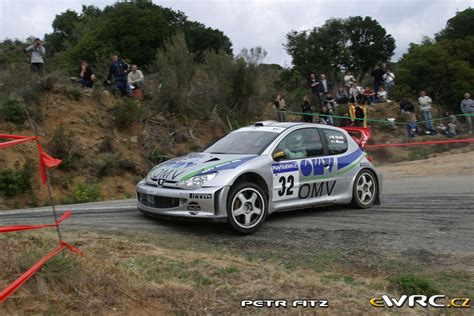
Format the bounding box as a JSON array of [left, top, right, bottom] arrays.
[[285, 16, 395, 79], [436, 8, 474, 40], [46, 1, 232, 68]]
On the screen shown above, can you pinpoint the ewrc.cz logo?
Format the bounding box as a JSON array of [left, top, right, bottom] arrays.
[[370, 295, 471, 308]]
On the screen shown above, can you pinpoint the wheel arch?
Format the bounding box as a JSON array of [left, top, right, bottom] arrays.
[[232, 172, 269, 198]]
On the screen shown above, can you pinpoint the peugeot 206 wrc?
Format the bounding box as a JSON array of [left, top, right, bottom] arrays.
[[136, 121, 381, 234]]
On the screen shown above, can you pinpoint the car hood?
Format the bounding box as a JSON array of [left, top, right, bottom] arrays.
[[148, 152, 258, 182]]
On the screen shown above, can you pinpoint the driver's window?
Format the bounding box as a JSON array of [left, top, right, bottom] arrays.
[[275, 129, 324, 160]]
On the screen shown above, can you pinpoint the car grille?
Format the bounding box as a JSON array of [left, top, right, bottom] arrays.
[[138, 193, 184, 209]]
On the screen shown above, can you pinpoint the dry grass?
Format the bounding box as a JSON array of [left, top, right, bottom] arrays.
[[1, 229, 472, 315]]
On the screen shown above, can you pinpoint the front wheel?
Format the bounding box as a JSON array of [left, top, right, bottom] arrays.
[[351, 170, 378, 208], [227, 182, 267, 234]]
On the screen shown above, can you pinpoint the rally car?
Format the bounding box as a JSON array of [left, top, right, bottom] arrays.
[[136, 121, 381, 234]]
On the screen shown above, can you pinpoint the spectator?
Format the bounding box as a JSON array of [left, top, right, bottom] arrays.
[[301, 95, 313, 123], [405, 103, 417, 139], [343, 71, 356, 92], [445, 111, 458, 137], [127, 64, 144, 97], [354, 101, 367, 127], [335, 86, 348, 104], [383, 68, 395, 98], [107, 54, 129, 96], [460, 93, 474, 133], [78, 61, 95, 89], [324, 93, 338, 112], [320, 105, 334, 125], [349, 102, 356, 125], [362, 86, 376, 105], [308, 73, 321, 107], [399, 97, 413, 114], [275, 94, 287, 122], [340, 113, 352, 127], [349, 83, 360, 103], [318, 74, 333, 98], [24, 38, 45, 76], [418, 91, 434, 133], [377, 87, 388, 103], [371, 64, 385, 94]]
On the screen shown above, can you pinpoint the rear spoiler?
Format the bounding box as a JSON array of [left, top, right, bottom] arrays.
[[340, 127, 371, 149]]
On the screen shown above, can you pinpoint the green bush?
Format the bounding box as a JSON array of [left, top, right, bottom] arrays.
[[64, 86, 83, 101], [114, 98, 141, 130], [66, 182, 101, 204], [1, 98, 27, 124], [0, 163, 33, 196], [389, 274, 439, 296], [408, 146, 432, 160], [47, 127, 83, 170]]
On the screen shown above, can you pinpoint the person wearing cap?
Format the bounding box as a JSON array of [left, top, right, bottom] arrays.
[[25, 38, 46, 76], [460, 93, 474, 134]]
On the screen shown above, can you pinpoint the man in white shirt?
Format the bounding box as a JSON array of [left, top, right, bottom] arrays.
[[383, 70, 395, 98], [418, 91, 434, 132], [127, 64, 144, 97]]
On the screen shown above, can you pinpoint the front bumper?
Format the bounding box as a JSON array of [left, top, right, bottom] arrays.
[[136, 181, 229, 221]]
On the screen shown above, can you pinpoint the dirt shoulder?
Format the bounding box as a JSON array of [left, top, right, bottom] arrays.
[[377, 147, 474, 179]]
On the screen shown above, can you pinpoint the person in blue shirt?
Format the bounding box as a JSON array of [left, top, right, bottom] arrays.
[[107, 54, 129, 96]]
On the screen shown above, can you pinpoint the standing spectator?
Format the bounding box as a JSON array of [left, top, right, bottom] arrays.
[[275, 94, 287, 122], [107, 54, 129, 96], [349, 83, 360, 103], [24, 38, 45, 76], [405, 102, 417, 139], [127, 64, 145, 97], [335, 86, 348, 104], [308, 73, 321, 107], [418, 91, 434, 132], [371, 64, 385, 94], [343, 71, 356, 92], [349, 102, 356, 125], [300, 95, 313, 123], [399, 97, 413, 114], [383, 68, 395, 98], [354, 101, 367, 127], [78, 61, 95, 89], [318, 74, 333, 96], [460, 93, 474, 133], [362, 86, 376, 105]]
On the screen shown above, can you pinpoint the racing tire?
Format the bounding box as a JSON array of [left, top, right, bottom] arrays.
[[226, 181, 268, 234], [350, 169, 378, 209]]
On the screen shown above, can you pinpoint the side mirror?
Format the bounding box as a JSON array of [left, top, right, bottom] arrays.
[[273, 151, 285, 161]]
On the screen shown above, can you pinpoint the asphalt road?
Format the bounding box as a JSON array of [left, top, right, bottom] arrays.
[[1, 175, 473, 256]]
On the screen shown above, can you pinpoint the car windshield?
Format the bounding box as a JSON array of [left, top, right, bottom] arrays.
[[204, 131, 279, 155]]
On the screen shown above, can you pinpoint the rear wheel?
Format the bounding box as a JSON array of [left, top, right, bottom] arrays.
[[351, 170, 378, 208], [227, 182, 267, 234]]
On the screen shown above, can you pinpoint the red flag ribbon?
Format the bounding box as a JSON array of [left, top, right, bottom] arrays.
[[0, 211, 71, 233], [366, 138, 474, 148], [0, 241, 82, 304]]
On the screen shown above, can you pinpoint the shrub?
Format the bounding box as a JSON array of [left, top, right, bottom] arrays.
[[66, 182, 101, 204], [0, 163, 33, 196], [47, 127, 83, 170], [1, 98, 27, 124], [408, 146, 432, 160], [63, 86, 83, 101], [114, 98, 141, 129], [389, 274, 439, 296]]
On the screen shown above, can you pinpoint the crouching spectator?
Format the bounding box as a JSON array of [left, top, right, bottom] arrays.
[[78, 61, 95, 89], [405, 102, 417, 138], [445, 111, 458, 137], [320, 105, 334, 125], [127, 64, 144, 97]]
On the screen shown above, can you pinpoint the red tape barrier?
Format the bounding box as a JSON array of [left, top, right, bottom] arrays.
[[0, 211, 71, 233], [0, 134, 61, 184], [0, 241, 83, 304], [1, 134, 81, 304], [366, 138, 474, 148]]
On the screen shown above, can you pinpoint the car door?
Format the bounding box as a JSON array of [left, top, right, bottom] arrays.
[[271, 127, 331, 211], [319, 128, 357, 204]]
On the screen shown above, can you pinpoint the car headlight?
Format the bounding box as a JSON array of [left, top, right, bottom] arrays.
[[178, 173, 218, 187]]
